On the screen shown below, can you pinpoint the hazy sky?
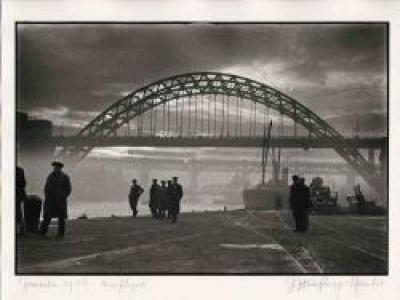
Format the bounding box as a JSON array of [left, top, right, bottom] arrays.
[[17, 23, 387, 132]]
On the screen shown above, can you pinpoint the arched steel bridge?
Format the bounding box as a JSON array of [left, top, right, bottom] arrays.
[[59, 71, 383, 194]]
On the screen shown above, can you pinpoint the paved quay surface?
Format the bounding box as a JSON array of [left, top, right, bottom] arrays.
[[17, 210, 387, 274]]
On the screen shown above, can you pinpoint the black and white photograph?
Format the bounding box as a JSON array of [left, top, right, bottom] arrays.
[[14, 22, 388, 275]]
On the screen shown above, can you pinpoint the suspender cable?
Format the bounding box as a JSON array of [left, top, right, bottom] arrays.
[[175, 98, 179, 132], [263, 103, 266, 128], [249, 101, 252, 137], [201, 94, 204, 134], [195, 94, 198, 134], [214, 93, 217, 136], [254, 102, 257, 137], [221, 94, 224, 136], [180, 96, 184, 136], [150, 99, 153, 135], [227, 95, 230, 137], [167, 100, 170, 132], [294, 104, 297, 137], [163, 101, 166, 133], [139, 107, 142, 136], [188, 96, 191, 135], [235, 97, 239, 137], [208, 95, 210, 136], [154, 100, 158, 136], [137, 107, 140, 136], [126, 112, 130, 137], [239, 97, 242, 137]]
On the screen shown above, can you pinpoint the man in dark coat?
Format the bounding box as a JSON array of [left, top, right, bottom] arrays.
[[166, 180, 173, 218], [149, 179, 160, 217], [158, 180, 168, 218], [129, 179, 144, 217], [40, 161, 71, 238], [289, 175, 311, 232], [16, 166, 27, 236], [169, 177, 183, 223]]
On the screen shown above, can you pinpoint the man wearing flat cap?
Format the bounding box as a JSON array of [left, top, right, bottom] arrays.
[[149, 179, 160, 218], [129, 179, 144, 217], [40, 161, 71, 237], [170, 177, 183, 223]]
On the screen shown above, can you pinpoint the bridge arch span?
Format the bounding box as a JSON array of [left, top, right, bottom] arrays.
[[60, 72, 382, 194]]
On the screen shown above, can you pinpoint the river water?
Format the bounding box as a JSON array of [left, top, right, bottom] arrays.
[[19, 147, 372, 219]]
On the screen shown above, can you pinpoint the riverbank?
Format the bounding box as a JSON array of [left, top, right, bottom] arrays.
[[16, 210, 387, 274]]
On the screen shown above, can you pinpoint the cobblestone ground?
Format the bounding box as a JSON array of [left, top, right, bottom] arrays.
[[16, 210, 387, 274]]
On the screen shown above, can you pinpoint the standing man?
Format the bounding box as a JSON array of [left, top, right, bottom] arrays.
[[158, 180, 168, 218], [40, 161, 71, 238], [298, 177, 311, 231], [149, 178, 160, 217], [289, 175, 310, 232], [129, 179, 144, 217], [166, 180, 173, 218], [170, 176, 183, 223], [16, 166, 27, 236]]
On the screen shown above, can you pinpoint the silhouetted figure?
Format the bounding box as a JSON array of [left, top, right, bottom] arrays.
[[16, 166, 27, 236], [289, 175, 311, 232], [158, 180, 168, 218], [354, 184, 366, 206], [149, 179, 160, 217], [170, 177, 183, 223], [129, 179, 144, 217], [166, 180, 173, 218], [40, 161, 71, 238]]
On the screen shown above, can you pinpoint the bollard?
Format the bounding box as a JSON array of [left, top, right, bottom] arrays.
[[24, 195, 42, 233]]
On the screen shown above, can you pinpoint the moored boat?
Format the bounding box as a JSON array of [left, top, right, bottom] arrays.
[[243, 121, 289, 210]]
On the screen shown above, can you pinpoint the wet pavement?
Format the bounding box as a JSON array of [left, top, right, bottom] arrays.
[[16, 210, 387, 274]]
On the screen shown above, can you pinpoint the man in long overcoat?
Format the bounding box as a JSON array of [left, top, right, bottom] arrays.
[[169, 177, 183, 223], [129, 179, 144, 217], [158, 180, 168, 218], [166, 180, 173, 218], [40, 161, 71, 237], [289, 175, 311, 232], [149, 178, 160, 217]]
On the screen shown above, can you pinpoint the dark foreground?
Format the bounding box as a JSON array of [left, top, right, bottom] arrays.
[[17, 210, 387, 274]]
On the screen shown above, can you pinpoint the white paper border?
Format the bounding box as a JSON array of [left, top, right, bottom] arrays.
[[2, 0, 400, 299]]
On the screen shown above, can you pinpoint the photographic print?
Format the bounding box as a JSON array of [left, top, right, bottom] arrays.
[[15, 22, 388, 275]]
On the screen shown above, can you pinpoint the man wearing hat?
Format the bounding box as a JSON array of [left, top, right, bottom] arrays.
[[170, 177, 183, 223], [40, 161, 72, 237], [158, 180, 168, 218], [149, 178, 160, 217], [129, 179, 144, 217], [289, 175, 311, 232]]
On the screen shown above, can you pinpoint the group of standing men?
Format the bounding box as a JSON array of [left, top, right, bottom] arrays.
[[129, 176, 183, 223], [18, 161, 183, 238], [18, 161, 306, 236]]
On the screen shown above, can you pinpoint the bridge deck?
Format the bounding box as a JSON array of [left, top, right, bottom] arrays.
[[49, 136, 387, 149]]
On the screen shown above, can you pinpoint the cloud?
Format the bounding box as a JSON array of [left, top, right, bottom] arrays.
[[17, 23, 387, 132]]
